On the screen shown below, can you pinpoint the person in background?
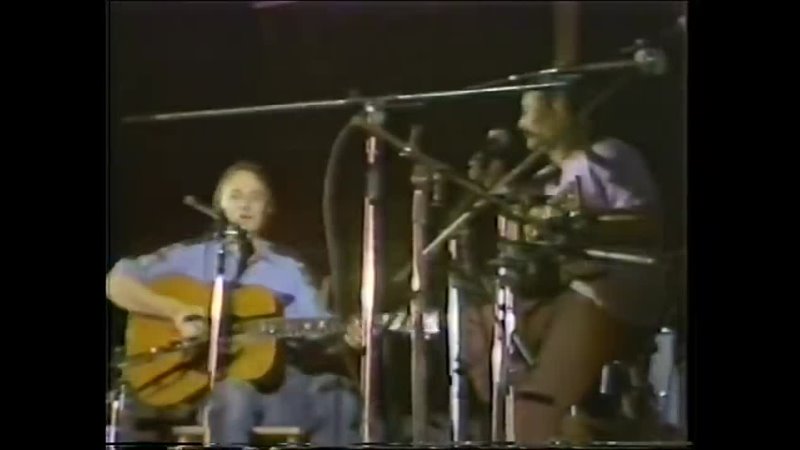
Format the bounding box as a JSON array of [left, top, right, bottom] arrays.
[[464, 86, 667, 444]]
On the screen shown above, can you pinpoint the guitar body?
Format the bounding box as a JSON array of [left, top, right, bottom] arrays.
[[123, 275, 284, 408]]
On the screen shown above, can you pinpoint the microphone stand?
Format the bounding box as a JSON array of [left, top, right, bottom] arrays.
[[201, 218, 242, 447], [408, 126, 431, 443], [349, 118, 531, 225], [120, 44, 668, 125], [123, 81, 569, 124], [182, 198, 245, 447], [410, 159, 431, 443], [359, 103, 386, 443], [466, 44, 667, 90]]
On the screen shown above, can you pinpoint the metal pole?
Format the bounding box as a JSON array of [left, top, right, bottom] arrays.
[[202, 225, 238, 446], [122, 82, 568, 124], [359, 103, 386, 443], [410, 161, 431, 443], [447, 236, 470, 442], [490, 211, 522, 442]]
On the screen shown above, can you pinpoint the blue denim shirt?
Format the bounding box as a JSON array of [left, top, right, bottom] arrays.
[[114, 237, 329, 319]]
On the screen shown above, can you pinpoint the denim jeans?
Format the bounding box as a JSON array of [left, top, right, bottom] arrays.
[[114, 366, 361, 446], [207, 366, 361, 445]]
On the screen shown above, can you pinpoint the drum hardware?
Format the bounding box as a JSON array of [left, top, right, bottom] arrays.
[[347, 116, 558, 444], [446, 238, 470, 443], [491, 205, 540, 443], [341, 118, 659, 443], [419, 149, 549, 263], [350, 118, 535, 226], [391, 145, 548, 286], [649, 327, 685, 435], [348, 110, 548, 444]]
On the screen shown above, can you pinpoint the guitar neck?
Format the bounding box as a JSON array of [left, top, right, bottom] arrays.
[[240, 317, 344, 339], [240, 309, 442, 340]]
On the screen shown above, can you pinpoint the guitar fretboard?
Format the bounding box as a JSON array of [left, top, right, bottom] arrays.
[[240, 310, 441, 339]]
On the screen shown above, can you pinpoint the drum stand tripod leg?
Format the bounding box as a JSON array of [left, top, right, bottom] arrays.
[[490, 213, 523, 442]]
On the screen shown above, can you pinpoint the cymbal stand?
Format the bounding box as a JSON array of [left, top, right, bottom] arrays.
[[490, 207, 524, 443], [359, 103, 386, 443]]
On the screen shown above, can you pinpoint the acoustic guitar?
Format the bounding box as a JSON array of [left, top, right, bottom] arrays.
[[121, 275, 440, 408]]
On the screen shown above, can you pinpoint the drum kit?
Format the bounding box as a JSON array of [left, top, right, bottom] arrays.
[[108, 25, 687, 449]]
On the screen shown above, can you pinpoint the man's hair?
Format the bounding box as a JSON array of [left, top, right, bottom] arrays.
[[529, 79, 599, 144], [537, 78, 597, 119]]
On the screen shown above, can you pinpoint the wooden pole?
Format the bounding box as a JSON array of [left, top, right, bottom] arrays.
[[554, 1, 580, 67]]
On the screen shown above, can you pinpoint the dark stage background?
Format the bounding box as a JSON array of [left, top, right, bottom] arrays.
[[108, 0, 686, 387]]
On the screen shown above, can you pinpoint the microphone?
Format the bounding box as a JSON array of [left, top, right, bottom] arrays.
[[466, 128, 513, 189], [633, 47, 668, 76], [486, 128, 513, 151], [530, 164, 559, 183], [183, 195, 220, 220], [459, 129, 517, 219], [183, 195, 250, 249], [536, 48, 667, 77]]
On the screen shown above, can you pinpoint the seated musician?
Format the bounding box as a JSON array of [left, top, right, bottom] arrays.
[[464, 86, 667, 444], [106, 161, 361, 446]]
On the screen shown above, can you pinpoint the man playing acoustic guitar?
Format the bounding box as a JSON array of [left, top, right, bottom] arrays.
[[107, 161, 362, 446]]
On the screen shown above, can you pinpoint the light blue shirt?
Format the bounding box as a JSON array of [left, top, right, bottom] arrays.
[[545, 137, 661, 214], [114, 237, 330, 319], [545, 137, 668, 327]]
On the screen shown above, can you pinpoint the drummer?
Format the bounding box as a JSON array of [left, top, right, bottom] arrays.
[[465, 86, 666, 444]]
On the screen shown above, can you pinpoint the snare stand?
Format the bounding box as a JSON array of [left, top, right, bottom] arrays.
[[489, 205, 525, 442]]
